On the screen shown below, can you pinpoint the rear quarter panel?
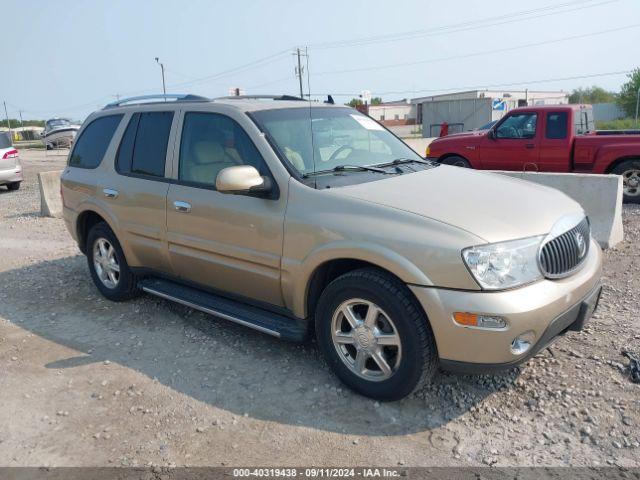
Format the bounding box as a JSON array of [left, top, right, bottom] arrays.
[[573, 135, 640, 173]]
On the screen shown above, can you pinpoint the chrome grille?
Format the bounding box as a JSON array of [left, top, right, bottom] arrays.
[[539, 217, 590, 278]]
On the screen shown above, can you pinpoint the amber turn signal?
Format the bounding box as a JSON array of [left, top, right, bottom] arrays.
[[453, 312, 507, 329]]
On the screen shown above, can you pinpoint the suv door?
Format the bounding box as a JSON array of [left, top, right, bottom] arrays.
[[104, 109, 177, 273], [166, 109, 286, 306], [479, 112, 540, 170]]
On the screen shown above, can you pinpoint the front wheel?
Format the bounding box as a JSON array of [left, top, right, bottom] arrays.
[[612, 159, 640, 204], [6, 182, 20, 191], [440, 156, 471, 168], [315, 268, 438, 401]]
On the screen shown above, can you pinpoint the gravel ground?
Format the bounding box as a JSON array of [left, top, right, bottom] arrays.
[[0, 150, 639, 468]]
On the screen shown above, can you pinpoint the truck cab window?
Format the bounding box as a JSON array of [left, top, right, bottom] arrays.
[[546, 112, 568, 139]]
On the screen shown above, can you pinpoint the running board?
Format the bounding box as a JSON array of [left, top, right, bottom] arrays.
[[139, 278, 308, 341]]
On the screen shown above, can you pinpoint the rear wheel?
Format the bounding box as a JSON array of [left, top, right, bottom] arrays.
[[6, 182, 20, 191], [441, 156, 471, 168], [612, 159, 640, 204], [315, 268, 438, 401], [86, 222, 140, 301]]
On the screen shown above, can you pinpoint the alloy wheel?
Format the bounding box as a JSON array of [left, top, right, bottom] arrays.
[[330, 298, 402, 382], [93, 238, 120, 289], [622, 169, 640, 197]]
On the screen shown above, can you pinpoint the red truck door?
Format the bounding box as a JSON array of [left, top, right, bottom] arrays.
[[537, 110, 572, 172], [479, 111, 539, 170]]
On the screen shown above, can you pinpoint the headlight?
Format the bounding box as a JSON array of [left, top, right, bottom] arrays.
[[462, 236, 544, 290]]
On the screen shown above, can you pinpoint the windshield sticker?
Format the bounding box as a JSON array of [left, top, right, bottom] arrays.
[[350, 114, 385, 131]]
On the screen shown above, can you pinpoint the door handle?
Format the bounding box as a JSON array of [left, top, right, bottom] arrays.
[[174, 201, 192, 213], [525, 143, 535, 149], [103, 188, 118, 199]]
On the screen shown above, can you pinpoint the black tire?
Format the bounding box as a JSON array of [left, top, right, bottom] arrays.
[[86, 222, 140, 301], [6, 182, 20, 191], [315, 268, 438, 401], [440, 156, 471, 168], [612, 159, 640, 204]]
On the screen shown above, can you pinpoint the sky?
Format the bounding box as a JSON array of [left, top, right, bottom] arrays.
[[2, 0, 639, 121]]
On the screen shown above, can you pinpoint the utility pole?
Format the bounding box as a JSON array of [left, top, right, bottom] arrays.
[[19, 110, 24, 129], [295, 48, 304, 99], [3, 101, 12, 141], [155, 57, 166, 98]]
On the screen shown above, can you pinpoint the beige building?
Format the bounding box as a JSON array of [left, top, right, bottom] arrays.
[[367, 99, 417, 126]]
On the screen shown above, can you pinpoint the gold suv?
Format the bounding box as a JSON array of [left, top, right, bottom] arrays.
[[61, 94, 602, 400]]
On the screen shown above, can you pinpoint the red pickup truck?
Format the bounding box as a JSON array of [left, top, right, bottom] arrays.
[[425, 104, 640, 203]]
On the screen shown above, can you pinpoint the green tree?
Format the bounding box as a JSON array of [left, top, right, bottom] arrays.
[[346, 97, 383, 107], [568, 86, 616, 104], [617, 68, 640, 117], [0, 119, 45, 128]]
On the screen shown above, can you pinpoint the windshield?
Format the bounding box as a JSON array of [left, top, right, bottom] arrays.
[[47, 119, 72, 129], [251, 107, 423, 175]]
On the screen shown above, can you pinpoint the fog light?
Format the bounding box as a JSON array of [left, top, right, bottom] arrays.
[[453, 312, 507, 329], [511, 331, 536, 355]]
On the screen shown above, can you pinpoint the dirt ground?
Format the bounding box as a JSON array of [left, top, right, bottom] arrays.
[[0, 149, 639, 468]]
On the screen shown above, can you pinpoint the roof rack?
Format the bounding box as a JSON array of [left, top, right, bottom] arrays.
[[104, 94, 210, 109], [216, 95, 305, 101]]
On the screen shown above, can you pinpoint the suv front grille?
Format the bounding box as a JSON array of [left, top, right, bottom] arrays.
[[539, 217, 590, 278]]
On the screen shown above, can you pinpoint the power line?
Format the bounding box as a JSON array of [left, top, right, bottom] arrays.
[[311, 70, 633, 97], [165, 49, 291, 90], [309, 0, 619, 50], [312, 24, 640, 77]]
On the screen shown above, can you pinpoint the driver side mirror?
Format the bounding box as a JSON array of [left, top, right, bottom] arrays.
[[488, 129, 496, 140], [216, 165, 273, 197]]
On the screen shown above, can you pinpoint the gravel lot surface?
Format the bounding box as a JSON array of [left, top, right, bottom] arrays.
[[0, 150, 639, 467]]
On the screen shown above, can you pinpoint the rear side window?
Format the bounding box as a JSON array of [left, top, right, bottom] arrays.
[[116, 111, 174, 177], [69, 115, 123, 168], [546, 112, 568, 139]]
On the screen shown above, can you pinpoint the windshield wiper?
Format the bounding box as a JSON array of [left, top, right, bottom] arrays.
[[373, 158, 438, 168], [303, 164, 394, 177]]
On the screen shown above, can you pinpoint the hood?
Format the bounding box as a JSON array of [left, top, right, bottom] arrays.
[[438, 130, 483, 139], [331, 166, 583, 243]]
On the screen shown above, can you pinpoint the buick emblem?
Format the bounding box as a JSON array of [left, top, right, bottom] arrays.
[[574, 232, 587, 259]]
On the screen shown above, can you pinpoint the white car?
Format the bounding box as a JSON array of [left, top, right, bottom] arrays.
[[0, 133, 22, 191]]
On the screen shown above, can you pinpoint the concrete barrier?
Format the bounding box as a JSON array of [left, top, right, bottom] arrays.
[[493, 171, 623, 249], [38, 170, 64, 218], [403, 137, 436, 156]]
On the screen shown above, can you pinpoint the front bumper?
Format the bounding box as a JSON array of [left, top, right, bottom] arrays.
[[410, 238, 602, 370]]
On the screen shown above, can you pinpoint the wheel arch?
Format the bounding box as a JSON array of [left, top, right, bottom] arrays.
[[604, 155, 640, 174], [439, 153, 472, 166], [76, 208, 116, 254], [303, 258, 430, 331]]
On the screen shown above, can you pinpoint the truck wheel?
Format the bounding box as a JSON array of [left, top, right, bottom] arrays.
[[86, 222, 140, 301], [7, 182, 20, 191], [441, 156, 471, 168], [612, 160, 640, 204], [315, 268, 438, 401]]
